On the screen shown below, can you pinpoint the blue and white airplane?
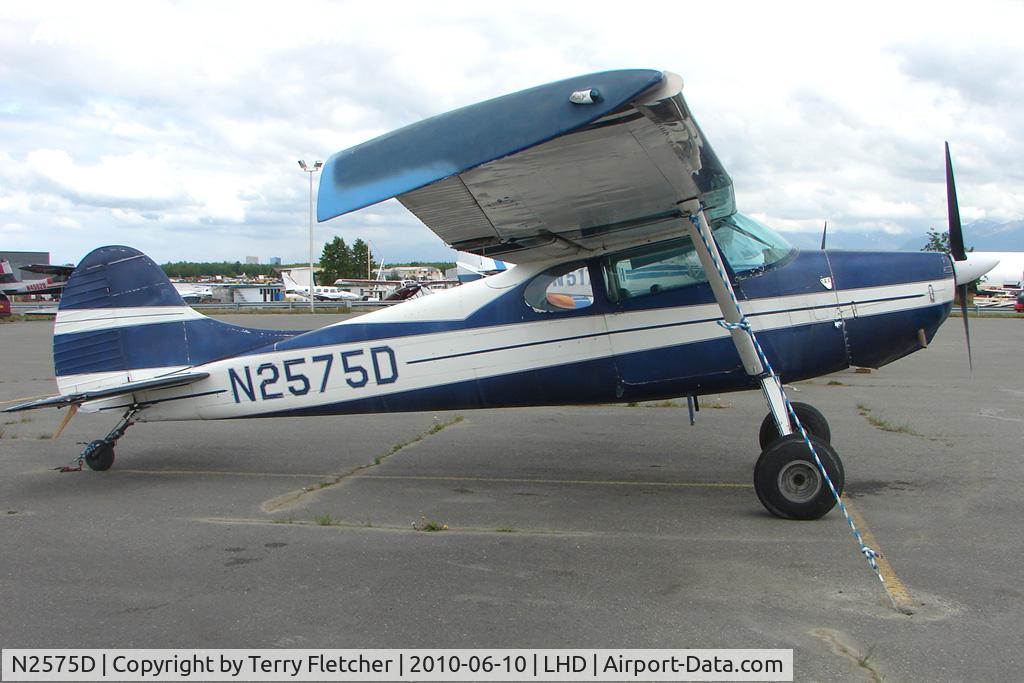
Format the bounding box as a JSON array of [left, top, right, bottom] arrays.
[[5, 69, 996, 520]]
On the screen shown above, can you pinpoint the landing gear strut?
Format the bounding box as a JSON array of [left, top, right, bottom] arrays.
[[78, 407, 139, 471], [682, 200, 845, 520]]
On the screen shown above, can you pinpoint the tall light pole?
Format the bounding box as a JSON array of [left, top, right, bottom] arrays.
[[298, 159, 322, 313]]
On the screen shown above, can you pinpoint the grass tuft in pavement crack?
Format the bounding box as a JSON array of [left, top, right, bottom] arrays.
[[857, 404, 924, 437], [413, 516, 448, 532]]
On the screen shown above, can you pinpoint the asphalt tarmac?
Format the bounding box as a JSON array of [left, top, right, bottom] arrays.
[[1, 313, 1022, 681]]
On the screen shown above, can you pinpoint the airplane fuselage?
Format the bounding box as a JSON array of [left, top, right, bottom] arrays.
[[69, 247, 953, 422], [1, 276, 64, 296]]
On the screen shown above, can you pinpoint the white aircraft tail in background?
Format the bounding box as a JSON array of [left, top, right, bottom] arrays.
[[281, 271, 359, 301]]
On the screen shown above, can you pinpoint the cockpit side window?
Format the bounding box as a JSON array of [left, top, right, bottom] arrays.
[[601, 212, 794, 301], [524, 262, 595, 313]]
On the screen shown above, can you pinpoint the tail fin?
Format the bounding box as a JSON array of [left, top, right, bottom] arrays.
[[0, 259, 16, 284], [281, 271, 299, 289], [55, 246, 303, 395]]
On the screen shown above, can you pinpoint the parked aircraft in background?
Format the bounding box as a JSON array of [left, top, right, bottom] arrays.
[[455, 251, 510, 282], [5, 70, 997, 523], [171, 282, 214, 304], [0, 260, 74, 297], [281, 271, 360, 301], [974, 252, 1023, 292]]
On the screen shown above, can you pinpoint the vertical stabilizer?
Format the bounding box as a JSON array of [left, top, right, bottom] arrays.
[[54, 246, 304, 395], [0, 259, 16, 284]]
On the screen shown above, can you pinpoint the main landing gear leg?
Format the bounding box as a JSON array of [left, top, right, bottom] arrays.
[[681, 200, 842, 520], [79, 406, 140, 472]]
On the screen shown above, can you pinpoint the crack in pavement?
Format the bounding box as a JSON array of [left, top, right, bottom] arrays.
[[261, 415, 464, 513]]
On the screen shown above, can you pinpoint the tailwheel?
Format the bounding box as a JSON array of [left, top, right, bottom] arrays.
[[758, 401, 831, 449], [754, 434, 844, 520], [82, 440, 115, 471], [75, 406, 139, 471]]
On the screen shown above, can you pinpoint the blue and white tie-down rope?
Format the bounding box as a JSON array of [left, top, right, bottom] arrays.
[[686, 213, 886, 588]]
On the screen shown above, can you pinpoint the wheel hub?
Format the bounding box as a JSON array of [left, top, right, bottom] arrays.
[[777, 460, 821, 503]]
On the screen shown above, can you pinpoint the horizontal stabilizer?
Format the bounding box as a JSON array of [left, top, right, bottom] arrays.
[[3, 372, 210, 413]]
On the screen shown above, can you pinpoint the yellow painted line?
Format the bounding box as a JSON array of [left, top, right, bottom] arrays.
[[117, 468, 331, 479], [199, 516, 588, 536], [842, 495, 916, 614], [118, 469, 752, 490], [354, 474, 753, 489]]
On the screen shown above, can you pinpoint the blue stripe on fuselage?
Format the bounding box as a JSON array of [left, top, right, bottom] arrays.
[[247, 301, 950, 418]]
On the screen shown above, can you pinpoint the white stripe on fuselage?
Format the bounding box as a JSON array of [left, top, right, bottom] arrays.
[[113, 276, 952, 422], [55, 306, 204, 336]]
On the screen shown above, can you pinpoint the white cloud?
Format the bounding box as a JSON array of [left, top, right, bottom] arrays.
[[1, 0, 1022, 264], [26, 149, 190, 210]]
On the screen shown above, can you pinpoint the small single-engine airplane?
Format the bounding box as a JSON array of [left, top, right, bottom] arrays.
[[5, 69, 998, 520], [171, 281, 214, 304], [281, 270, 361, 302], [0, 259, 74, 297]]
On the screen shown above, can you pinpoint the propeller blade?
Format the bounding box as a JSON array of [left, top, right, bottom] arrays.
[[945, 141, 966, 261], [958, 283, 973, 373], [820, 221, 828, 250]]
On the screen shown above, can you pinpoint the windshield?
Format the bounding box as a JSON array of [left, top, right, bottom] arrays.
[[711, 212, 793, 274]]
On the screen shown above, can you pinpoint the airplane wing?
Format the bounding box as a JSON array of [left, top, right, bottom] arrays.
[[318, 69, 733, 263], [2, 372, 210, 413], [20, 264, 76, 277]]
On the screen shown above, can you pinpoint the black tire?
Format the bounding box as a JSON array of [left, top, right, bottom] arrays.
[[754, 434, 844, 520], [758, 402, 831, 450], [83, 440, 115, 471]]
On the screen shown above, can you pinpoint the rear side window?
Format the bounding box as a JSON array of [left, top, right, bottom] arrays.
[[524, 262, 594, 313]]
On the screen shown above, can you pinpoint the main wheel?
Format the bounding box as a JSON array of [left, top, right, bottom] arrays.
[[758, 402, 831, 449], [754, 434, 844, 520], [83, 440, 115, 471]]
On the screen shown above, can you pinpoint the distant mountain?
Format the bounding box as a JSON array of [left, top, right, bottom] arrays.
[[781, 219, 1023, 252], [896, 219, 1024, 252]]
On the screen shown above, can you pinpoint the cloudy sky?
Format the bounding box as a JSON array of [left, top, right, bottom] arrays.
[[2, 1, 1022, 266]]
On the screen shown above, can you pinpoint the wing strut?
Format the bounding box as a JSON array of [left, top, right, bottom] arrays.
[[679, 199, 791, 435]]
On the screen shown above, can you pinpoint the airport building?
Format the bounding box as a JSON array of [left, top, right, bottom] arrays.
[[0, 250, 49, 281]]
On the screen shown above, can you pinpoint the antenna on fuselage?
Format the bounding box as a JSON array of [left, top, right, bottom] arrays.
[[820, 221, 828, 250]]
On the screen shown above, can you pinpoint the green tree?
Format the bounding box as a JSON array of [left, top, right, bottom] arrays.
[[318, 237, 352, 285], [921, 229, 950, 253], [349, 238, 378, 279], [161, 262, 283, 278]]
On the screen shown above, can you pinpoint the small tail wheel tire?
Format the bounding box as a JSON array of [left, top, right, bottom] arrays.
[[758, 402, 831, 450], [754, 434, 844, 520], [83, 440, 115, 471]]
